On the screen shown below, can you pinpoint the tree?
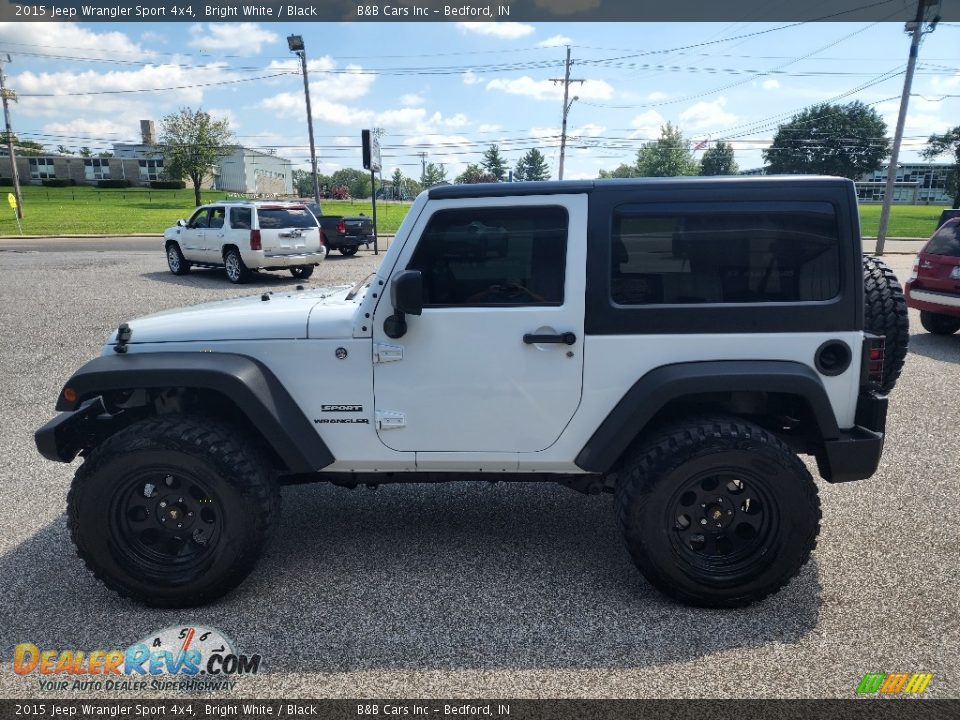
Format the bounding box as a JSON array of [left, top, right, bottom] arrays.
[[97, 151, 114, 159], [598, 163, 641, 179], [421, 162, 448, 187], [331, 168, 372, 199], [292, 169, 314, 197], [763, 101, 889, 180], [0, 133, 44, 154], [159, 107, 234, 206], [513, 158, 525, 182], [921, 126, 960, 208], [57, 145, 73, 156], [636, 122, 699, 177], [455, 163, 496, 184], [480, 144, 507, 181], [78, 146, 92, 158], [390, 168, 405, 198], [516, 148, 551, 181], [699, 141, 738, 176]]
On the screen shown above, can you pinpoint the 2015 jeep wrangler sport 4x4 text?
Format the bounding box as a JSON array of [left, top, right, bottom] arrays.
[[35, 177, 909, 609]]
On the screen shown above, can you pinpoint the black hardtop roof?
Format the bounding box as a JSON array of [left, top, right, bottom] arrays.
[[427, 175, 853, 200]]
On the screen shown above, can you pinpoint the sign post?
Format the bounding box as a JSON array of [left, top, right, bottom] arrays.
[[362, 129, 382, 255], [7, 191, 20, 235]]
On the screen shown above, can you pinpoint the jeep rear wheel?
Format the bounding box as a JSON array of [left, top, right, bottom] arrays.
[[614, 416, 820, 608], [166, 243, 190, 275], [224, 248, 251, 284], [862, 256, 909, 392], [919, 310, 960, 336], [68, 415, 279, 607]]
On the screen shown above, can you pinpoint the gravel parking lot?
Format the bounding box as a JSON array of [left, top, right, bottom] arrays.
[[0, 243, 957, 699]]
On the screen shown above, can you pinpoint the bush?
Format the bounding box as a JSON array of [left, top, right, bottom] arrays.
[[97, 179, 130, 188], [150, 180, 186, 190], [42, 179, 75, 187]]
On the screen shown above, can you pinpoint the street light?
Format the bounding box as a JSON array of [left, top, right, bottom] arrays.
[[287, 34, 320, 207]]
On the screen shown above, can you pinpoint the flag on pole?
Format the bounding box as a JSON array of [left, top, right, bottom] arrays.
[[693, 138, 709, 152]]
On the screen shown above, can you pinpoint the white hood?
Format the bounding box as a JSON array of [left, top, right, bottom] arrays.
[[107, 286, 358, 345]]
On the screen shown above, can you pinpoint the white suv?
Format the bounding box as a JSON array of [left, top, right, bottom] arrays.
[[164, 201, 326, 283]]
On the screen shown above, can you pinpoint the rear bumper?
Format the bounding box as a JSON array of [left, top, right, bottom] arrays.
[[816, 392, 888, 483], [905, 281, 960, 317], [258, 250, 326, 268], [326, 235, 371, 249]]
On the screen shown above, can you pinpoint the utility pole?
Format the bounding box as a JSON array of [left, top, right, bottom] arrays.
[[0, 55, 23, 220], [418, 151, 427, 183], [287, 35, 321, 207], [550, 46, 584, 181], [875, 0, 940, 255]]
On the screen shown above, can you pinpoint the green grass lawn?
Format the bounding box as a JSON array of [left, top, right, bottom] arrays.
[[857, 204, 946, 238], [0, 186, 413, 236], [0, 185, 949, 238]]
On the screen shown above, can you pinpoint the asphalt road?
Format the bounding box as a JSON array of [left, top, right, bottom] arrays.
[[0, 244, 957, 699]]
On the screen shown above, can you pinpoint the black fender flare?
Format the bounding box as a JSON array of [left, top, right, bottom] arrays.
[[47, 352, 334, 473], [574, 360, 840, 474]]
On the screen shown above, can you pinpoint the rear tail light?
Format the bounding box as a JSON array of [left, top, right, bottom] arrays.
[[862, 335, 885, 388], [336, 220, 346, 235], [319, 229, 327, 248], [250, 229, 261, 251], [909, 255, 919, 281]]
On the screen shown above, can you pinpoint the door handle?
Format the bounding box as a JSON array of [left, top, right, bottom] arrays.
[[523, 332, 577, 345]]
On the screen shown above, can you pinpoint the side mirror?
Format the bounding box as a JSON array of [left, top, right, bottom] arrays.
[[176, 219, 186, 227], [384, 271, 423, 340], [391, 270, 423, 316]]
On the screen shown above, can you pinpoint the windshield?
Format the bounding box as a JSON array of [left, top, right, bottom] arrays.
[[346, 273, 375, 301]]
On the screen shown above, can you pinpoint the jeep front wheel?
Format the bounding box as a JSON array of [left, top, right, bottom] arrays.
[[615, 416, 820, 608], [68, 415, 279, 607]]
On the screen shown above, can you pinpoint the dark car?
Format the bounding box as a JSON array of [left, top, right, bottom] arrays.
[[305, 202, 374, 257], [905, 217, 960, 335]]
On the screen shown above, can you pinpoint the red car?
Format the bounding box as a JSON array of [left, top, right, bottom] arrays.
[[905, 217, 960, 335]]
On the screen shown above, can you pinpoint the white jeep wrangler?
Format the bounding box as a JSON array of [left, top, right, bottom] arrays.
[[164, 200, 326, 284], [36, 177, 908, 609]]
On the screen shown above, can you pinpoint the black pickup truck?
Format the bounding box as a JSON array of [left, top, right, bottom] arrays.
[[305, 202, 374, 257]]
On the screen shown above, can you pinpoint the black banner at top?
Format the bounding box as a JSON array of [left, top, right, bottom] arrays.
[[3, 0, 960, 23]]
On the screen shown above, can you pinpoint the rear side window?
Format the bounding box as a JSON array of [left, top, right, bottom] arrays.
[[408, 206, 568, 307], [611, 205, 840, 305], [230, 207, 251, 229], [256, 208, 317, 229], [925, 220, 960, 257]]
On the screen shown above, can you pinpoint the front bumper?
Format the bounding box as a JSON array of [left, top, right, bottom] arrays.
[[816, 392, 888, 483], [35, 398, 112, 463]]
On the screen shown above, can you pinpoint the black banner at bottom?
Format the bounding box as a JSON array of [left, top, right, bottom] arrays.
[[1, 699, 958, 720]]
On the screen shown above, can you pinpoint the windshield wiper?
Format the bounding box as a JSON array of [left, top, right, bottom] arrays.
[[346, 273, 375, 301]]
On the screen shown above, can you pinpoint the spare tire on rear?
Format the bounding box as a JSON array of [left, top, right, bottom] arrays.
[[862, 255, 909, 393]]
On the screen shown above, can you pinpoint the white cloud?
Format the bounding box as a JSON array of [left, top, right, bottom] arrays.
[[257, 93, 374, 126], [762, 79, 781, 90], [207, 108, 239, 130], [478, 123, 503, 133], [630, 110, 667, 139], [462, 70, 484, 85], [485, 76, 614, 102], [431, 112, 470, 128], [139, 31, 167, 46], [0, 23, 152, 60], [646, 91, 669, 101], [876, 96, 953, 137], [334, 136, 354, 146], [537, 35, 572, 48], [262, 58, 376, 101], [400, 93, 425, 107], [12, 63, 236, 118], [188, 23, 279, 55], [678, 98, 738, 131], [41, 119, 141, 151], [456, 22, 536, 39]]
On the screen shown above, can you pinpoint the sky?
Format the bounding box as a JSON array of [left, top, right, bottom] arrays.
[[0, 20, 958, 181]]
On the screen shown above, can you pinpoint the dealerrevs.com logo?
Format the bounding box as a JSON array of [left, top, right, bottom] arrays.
[[14, 625, 261, 693], [856, 672, 934, 696]]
